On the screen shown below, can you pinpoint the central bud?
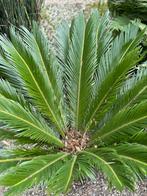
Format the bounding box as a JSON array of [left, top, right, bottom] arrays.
[[62, 130, 89, 153]]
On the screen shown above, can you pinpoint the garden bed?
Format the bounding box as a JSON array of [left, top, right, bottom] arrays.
[[0, 0, 147, 195]]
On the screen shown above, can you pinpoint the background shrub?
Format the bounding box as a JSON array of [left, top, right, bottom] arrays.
[[108, 0, 147, 24], [0, 0, 44, 36]]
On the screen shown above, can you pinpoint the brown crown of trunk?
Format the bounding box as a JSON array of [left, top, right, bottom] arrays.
[[62, 130, 89, 153]]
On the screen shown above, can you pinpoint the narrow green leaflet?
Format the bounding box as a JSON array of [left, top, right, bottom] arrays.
[[85, 25, 143, 130], [115, 68, 147, 112], [115, 143, 147, 179], [0, 97, 63, 147], [0, 153, 68, 196], [81, 150, 135, 190], [63, 12, 100, 129], [48, 155, 77, 194], [19, 24, 67, 127], [0, 31, 64, 135], [0, 79, 29, 108], [93, 101, 147, 144]]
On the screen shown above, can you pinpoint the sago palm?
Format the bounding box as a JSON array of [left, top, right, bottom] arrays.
[[0, 11, 146, 196]]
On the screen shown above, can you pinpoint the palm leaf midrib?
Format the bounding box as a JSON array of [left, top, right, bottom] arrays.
[[64, 155, 77, 191], [11, 44, 64, 134], [32, 34, 66, 128], [100, 115, 147, 139], [9, 153, 68, 188], [120, 154, 147, 167], [125, 86, 147, 108], [76, 24, 85, 128], [0, 157, 33, 163], [82, 151, 123, 187], [86, 35, 140, 130], [0, 109, 63, 146]]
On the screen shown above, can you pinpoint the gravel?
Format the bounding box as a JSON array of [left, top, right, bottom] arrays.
[[40, 0, 97, 41], [0, 0, 147, 196], [22, 173, 147, 196]]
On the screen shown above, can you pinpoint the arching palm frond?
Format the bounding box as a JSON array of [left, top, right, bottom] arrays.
[[0, 147, 49, 173], [116, 67, 147, 110], [92, 101, 147, 144], [114, 143, 147, 179], [0, 54, 25, 91], [0, 79, 29, 108], [81, 149, 135, 190], [0, 11, 146, 196], [85, 24, 143, 130], [0, 97, 63, 147], [0, 30, 65, 135], [56, 11, 113, 130], [48, 155, 77, 194], [0, 153, 68, 196]]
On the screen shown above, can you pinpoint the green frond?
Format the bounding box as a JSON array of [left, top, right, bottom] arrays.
[[75, 155, 96, 182], [81, 149, 135, 190], [0, 127, 41, 145], [115, 67, 147, 111], [0, 96, 63, 147], [0, 157, 32, 175], [0, 153, 68, 196], [55, 20, 71, 123], [0, 79, 62, 145], [98, 67, 147, 128], [0, 79, 29, 108], [56, 11, 113, 130], [0, 127, 15, 141], [85, 24, 143, 130], [0, 147, 53, 173], [58, 11, 106, 129], [114, 143, 147, 179], [0, 54, 25, 91], [129, 130, 147, 145], [48, 155, 77, 194], [20, 24, 67, 127], [0, 148, 51, 158], [92, 101, 147, 144], [55, 20, 70, 67], [0, 147, 48, 174], [0, 29, 65, 135], [95, 11, 113, 68], [60, 12, 86, 129]]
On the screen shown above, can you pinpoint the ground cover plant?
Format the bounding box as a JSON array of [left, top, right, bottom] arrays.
[[0, 10, 146, 195]]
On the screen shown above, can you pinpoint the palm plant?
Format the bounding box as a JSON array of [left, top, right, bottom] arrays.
[[0, 11, 147, 195]]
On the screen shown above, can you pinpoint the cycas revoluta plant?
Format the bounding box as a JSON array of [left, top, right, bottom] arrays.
[[0, 11, 146, 195]]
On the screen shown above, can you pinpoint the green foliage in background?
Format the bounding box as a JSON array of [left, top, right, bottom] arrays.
[[0, 0, 44, 36], [108, 0, 147, 62], [0, 11, 146, 195], [108, 0, 147, 24]]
